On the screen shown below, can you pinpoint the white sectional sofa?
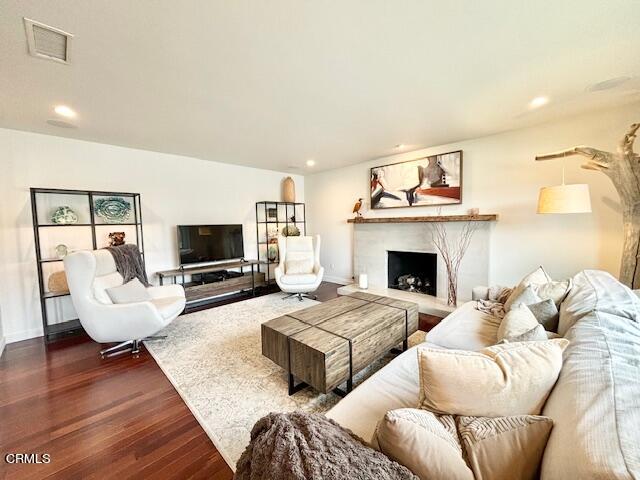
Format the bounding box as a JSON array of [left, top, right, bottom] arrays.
[[326, 270, 640, 479]]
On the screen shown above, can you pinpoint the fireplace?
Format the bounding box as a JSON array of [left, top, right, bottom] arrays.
[[387, 251, 437, 296]]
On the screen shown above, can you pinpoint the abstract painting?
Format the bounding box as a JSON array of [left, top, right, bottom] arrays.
[[370, 150, 462, 209]]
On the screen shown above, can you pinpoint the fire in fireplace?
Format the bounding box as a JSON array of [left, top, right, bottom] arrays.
[[387, 251, 437, 296]]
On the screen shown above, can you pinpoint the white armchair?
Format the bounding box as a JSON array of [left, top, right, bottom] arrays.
[[275, 235, 324, 301], [63, 249, 185, 356]]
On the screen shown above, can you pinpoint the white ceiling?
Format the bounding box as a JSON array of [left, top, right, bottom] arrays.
[[1, 1, 639, 173]]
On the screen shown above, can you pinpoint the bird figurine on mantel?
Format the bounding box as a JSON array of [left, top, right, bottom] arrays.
[[352, 198, 364, 218]]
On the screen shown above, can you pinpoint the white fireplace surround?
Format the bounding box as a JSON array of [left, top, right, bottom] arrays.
[[346, 221, 491, 309]]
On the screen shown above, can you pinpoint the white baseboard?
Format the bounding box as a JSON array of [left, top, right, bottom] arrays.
[[0, 335, 5, 357], [6, 327, 43, 344], [323, 275, 352, 285]]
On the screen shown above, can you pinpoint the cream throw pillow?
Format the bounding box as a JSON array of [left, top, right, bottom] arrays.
[[502, 284, 561, 331], [457, 415, 553, 480], [504, 266, 552, 312], [284, 258, 314, 274], [500, 324, 548, 343], [533, 279, 571, 306], [497, 303, 541, 342], [373, 408, 474, 480], [105, 278, 151, 304], [418, 339, 569, 417]]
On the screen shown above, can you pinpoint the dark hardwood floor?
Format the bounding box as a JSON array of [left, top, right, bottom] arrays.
[[0, 282, 438, 479]]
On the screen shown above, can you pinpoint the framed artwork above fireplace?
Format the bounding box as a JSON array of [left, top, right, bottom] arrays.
[[370, 150, 462, 209]]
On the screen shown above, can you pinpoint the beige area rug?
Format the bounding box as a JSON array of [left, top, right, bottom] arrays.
[[145, 292, 425, 470]]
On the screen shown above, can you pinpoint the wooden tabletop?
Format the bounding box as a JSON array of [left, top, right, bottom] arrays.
[[157, 259, 263, 277], [262, 294, 420, 394]]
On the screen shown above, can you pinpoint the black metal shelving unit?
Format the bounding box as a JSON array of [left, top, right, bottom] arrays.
[[255, 201, 306, 284], [30, 188, 145, 341]]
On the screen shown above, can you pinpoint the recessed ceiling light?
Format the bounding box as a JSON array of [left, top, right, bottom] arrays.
[[46, 119, 76, 129], [54, 105, 76, 118], [529, 96, 549, 109], [306, 159, 316, 167], [587, 76, 631, 92], [395, 144, 405, 149]]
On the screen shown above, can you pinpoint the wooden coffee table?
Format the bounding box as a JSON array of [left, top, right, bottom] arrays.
[[261, 293, 418, 396]]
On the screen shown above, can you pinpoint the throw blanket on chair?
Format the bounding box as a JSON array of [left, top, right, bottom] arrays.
[[235, 412, 418, 480], [105, 244, 150, 287]]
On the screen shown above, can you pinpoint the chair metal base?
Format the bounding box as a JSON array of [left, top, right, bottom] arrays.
[[99, 336, 167, 358], [282, 292, 318, 302]]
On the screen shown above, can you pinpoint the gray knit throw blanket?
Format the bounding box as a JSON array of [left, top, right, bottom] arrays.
[[235, 412, 418, 480], [105, 244, 150, 287]]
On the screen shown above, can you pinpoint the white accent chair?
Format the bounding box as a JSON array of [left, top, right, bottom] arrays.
[[275, 235, 324, 301], [63, 249, 185, 356]]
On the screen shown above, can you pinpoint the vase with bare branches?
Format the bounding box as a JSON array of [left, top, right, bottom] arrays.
[[428, 214, 480, 307]]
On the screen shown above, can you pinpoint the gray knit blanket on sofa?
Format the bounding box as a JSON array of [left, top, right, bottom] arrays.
[[235, 412, 417, 480]]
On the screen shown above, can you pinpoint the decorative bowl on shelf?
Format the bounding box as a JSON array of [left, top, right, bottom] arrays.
[[281, 225, 300, 237], [94, 197, 132, 224], [51, 206, 78, 224]]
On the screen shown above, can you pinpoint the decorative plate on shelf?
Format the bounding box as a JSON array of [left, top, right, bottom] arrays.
[[51, 206, 78, 224], [94, 197, 132, 224]]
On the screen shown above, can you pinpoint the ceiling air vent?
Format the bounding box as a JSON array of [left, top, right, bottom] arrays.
[[24, 18, 73, 64]]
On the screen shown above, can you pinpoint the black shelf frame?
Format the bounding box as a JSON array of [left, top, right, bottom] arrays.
[[30, 187, 145, 341], [255, 201, 306, 285]]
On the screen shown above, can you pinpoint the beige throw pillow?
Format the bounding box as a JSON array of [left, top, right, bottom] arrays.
[[497, 303, 540, 342], [417, 339, 569, 417], [373, 408, 474, 480], [457, 415, 553, 480]]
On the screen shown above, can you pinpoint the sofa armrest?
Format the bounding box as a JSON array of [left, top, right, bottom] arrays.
[[472, 286, 490, 301]]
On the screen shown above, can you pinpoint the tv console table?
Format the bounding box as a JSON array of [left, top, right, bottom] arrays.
[[156, 260, 266, 306]]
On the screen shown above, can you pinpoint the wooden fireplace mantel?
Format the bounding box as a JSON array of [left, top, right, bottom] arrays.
[[347, 214, 498, 224]]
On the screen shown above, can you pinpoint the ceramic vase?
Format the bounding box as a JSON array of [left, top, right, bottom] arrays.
[[283, 177, 295, 203]]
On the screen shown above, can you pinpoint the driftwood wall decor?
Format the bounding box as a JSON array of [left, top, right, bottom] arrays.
[[536, 123, 640, 288]]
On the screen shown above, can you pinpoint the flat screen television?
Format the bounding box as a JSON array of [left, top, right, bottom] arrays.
[[177, 224, 244, 266]]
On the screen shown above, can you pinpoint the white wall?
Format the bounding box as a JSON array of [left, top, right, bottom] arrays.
[[0, 128, 304, 343], [306, 102, 640, 288]]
